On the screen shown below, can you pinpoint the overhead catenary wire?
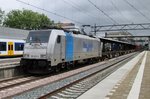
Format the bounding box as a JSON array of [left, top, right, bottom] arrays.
[[110, 0, 133, 23], [136, 0, 150, 16], [67, 0, 102, 20], [16, 0, 86, 25], [62, 0, 94, 19], [110, 0, 134, 31], [124, 0, 150, 22], [87, 0, 119, 25], [62, 0, 82, 12]]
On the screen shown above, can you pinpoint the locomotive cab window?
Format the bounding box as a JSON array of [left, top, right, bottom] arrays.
[[0, 42, 6, 51], [26, 31, 51, 43], [57, 35, 61, 43]]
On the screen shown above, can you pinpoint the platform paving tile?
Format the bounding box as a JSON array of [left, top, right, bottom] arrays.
[[77, 51, 144, 99], [106, 51, 145, 99], [139, 51, 150, 99]]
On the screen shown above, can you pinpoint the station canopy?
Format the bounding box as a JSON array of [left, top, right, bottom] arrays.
[[0, 26, 29, 40]]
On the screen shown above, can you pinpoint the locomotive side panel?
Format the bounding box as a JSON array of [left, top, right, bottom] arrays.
[[73, 35, 100, 61], [65, 33, 74, 62], [49, 30, 66, 66]]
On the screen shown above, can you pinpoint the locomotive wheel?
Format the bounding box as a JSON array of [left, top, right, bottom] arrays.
[[54, 65, 61, 73], [66, 63, 71, 70]]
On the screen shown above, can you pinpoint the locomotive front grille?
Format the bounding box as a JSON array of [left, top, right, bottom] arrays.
[[30, 55, 40, 58]]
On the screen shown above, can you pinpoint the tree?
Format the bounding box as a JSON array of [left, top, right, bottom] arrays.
[[3, 9, 54, 30], [0, 8, 4, 25]]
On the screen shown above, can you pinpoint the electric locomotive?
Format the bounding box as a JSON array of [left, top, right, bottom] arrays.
[[20, 29, 102, 73]]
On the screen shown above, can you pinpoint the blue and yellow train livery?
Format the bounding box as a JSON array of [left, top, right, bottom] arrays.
[[0, 39, 25, 57]]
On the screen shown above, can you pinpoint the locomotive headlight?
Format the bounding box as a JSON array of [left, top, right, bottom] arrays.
[[40, 54, 46, 58]]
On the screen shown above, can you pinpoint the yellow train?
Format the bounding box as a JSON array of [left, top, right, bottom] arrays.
[[0, 39, 25, 57]]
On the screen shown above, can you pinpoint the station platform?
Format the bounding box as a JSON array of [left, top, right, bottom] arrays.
[[0, 58, 20, 68], [77, 51, 150, 99]]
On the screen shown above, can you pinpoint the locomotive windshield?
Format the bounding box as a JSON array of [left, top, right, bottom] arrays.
[[26, 31, 51, 43]]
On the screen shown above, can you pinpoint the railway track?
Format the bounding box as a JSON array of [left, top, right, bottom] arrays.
[[0, 52, 139, 99], [39, 52, 137, 99], [0, 76, 41, 91], [0, 75, 27, 83]]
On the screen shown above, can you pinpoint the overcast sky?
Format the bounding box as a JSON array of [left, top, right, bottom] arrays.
[[0, 0, 150, 36]]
